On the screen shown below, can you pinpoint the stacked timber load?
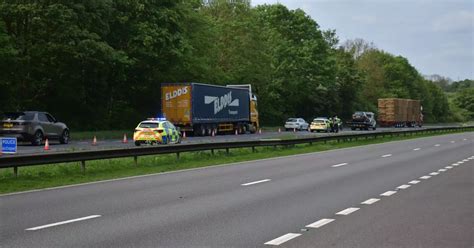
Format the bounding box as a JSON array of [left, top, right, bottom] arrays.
[[378, 98, 398, 124], [410, 100, 421, 122]]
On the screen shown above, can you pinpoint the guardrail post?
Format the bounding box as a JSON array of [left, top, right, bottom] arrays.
[[134, 156, 138, 166], [81, 161, 86, 174], [211, 149, 215, 155], [226, 148, 229, 154], [252, 146, 256, 152], [176, 152, 180, 160], [13, 166, 18, 177]]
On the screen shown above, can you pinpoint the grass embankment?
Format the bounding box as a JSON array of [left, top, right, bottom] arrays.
[[0, 130, 469, 194]]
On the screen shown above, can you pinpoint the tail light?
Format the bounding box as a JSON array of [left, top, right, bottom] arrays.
[[156, 129, 164, 134]]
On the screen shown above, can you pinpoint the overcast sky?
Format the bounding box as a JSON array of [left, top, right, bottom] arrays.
[[252, 0, 473, 81]]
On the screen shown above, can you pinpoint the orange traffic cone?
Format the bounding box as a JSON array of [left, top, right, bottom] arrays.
[[44, 139, 50, 151], [182, 131, 186, 139], [122, 134, 128, 143], [92, 136, 97, 146]]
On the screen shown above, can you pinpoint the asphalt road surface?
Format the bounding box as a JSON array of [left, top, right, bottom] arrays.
[[7, 125, 453, 155], [0, 132, 472, 247]]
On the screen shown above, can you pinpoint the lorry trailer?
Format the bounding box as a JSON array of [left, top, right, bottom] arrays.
[[378, 98, 423, 127], [161, 83, 259, 136]]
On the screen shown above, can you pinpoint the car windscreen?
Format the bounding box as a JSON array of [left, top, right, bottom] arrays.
[[286, 118, 297, 122], [313, 119, 326, 123], [139, 122, 160, 128], [2, 112, 35, 121], [354, 112, 365, 116]]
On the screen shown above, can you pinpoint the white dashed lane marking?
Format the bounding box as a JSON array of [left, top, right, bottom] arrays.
[[445, 166, 453, 169], [361, 198, 380, 205], [462, 159, 468, 162], [420, 176, 431, 179], [413, 148, 421, 151], [331, 163, 348, 168], [380, 191, 397, 196], [305, 219, 335, 229], [265, 233, 301, 246], [409, 180, 420, 184], [381, 154, 392, 158], [434, 144, 440, 147], [26, 215, 101, 231], [450, 141, 455, 143], [429, 172, 439, 176], [438, 169, 447, 172], [336, 207, 360, 216], [241, 179, 271, 186], [397, 184, 411, 190]]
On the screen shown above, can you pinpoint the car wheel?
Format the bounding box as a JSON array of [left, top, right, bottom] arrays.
[[31, 130, 43, 146], [59, 129, 70, 144]]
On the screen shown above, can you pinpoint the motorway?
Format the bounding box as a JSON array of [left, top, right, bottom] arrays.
[[0, 132, 472, 247], [9, 126, 452, 155]]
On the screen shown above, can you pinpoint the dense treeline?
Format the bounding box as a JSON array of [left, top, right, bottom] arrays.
[[0, 0, 469, 130]]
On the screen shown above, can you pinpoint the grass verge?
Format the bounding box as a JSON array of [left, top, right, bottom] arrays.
[[0, 130, 470, 194]]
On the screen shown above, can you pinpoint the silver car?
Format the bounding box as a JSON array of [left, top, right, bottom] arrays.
[[284, 118, 309, 131], [0, 111, 70, 145]]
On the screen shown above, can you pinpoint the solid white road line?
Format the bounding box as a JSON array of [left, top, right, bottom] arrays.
[[429, 172, 439, 176], [241, 179, 271, 186], [331, 163, 348, 168], [381, 154, 392, 158], [306, 218, 335, 229], [397, 184, 411, 190], [420, 176, 431, 180], [438, 169, 447, 172], [26, 215, 101, 231], [265, 233, 301, 246], [409, 180, 420, 184], [434, 144, 441, 147], [413, 148, 421, 151], [361, 198, 380, 205], [380, 191, 397, 196], [336, 207, 360, 216]]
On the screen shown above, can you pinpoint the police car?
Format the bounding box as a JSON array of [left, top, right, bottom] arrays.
[[133, 118, 181, 146], [309, 117, 330, 132]]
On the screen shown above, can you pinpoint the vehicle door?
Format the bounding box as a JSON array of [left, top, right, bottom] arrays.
[[38, 113, 54, 137], [167, 122, 178, 142], [46, 113, 62, 137]]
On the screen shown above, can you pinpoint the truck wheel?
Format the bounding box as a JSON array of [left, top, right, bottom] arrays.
[[199, 126, 206, 136]]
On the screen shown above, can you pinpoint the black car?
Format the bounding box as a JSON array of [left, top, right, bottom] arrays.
[[0, 111, 70, 145]]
